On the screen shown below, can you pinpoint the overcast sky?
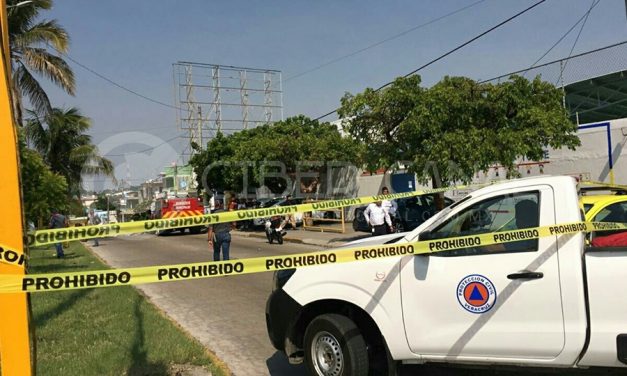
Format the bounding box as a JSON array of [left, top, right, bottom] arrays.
[[40, 0, 627, 191]]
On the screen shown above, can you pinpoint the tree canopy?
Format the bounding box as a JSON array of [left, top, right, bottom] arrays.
[[8, 0, 75, 123], [338, 74, 580, 187], [19, 136, 68, 226], [25, 107, 114, 198], [189, 115, 362, 195]]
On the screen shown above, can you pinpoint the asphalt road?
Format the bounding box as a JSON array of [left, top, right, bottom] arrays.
[[90, 233, 622, 376], [91, 232, 309, 376]]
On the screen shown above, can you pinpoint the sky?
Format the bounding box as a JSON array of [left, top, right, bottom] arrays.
[[38, 0, 627, 191]]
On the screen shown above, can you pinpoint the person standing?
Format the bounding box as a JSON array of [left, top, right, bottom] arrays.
[[281, 194, 297, 230], [88, 209, 101, 247], [228, 196, 238, 211], [380, 187, 398, 233], [49, 208, 67, 258], [364, 201, 392, 236], [207, 201, 235, 261]]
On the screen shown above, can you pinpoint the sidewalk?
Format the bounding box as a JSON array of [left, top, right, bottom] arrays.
[[232, 223, 370, 248]]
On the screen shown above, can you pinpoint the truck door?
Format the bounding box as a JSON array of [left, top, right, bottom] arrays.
[[401, 186, 565, 360]]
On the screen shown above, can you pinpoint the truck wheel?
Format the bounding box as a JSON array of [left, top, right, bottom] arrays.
[[189, 227, 201, 234], [304, 314, 368, 376]]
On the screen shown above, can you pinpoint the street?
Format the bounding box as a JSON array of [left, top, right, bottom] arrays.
[[90, 232, 622, 376], [91, 232, 309, 376]]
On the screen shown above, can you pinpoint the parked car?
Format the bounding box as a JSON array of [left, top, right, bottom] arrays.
[[352, 194, 454, 233], [580, 185, 627, 246], [580, 185, 627, 220], [266, 176, 627, 375]]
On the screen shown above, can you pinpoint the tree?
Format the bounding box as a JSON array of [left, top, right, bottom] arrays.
[[339, 75, 424, 172], [94, 194, 116, 211], [24, 107, 114, 198], [8, 0, 75, 123], [19, 137, 68, 227], [189, 132, 241, 194], [189, 116, 363, 196], [339, 74, 580, 190]]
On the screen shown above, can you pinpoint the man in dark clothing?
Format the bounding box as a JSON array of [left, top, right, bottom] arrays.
[[49, 208, 67, 258], [207, 201, 235, 261]]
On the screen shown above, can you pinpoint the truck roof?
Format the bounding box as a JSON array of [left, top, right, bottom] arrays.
[[471, 175, 577, 197]]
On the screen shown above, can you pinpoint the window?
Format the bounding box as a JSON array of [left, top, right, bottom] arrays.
[[593, 201, 627, 223], [428, 192, 540, 256], [591, 201, 627, 242]]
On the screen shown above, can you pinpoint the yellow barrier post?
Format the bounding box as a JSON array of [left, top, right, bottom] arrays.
[[0, 0, 33, 374], [302, 200, 346, 233]]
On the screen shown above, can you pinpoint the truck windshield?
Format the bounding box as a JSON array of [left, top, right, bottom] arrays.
[[424, 195, 473, 232]]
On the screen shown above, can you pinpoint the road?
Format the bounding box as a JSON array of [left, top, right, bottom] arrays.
[[91, 232, 309, 376], [91, 233, 621, 376]]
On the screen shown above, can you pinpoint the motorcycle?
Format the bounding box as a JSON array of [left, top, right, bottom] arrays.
[[265, 216, 285, 244]]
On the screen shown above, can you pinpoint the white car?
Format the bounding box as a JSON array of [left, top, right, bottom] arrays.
[[266, 176, 627, 375]]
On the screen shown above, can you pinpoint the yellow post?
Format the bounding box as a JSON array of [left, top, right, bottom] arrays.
[[0, 0, 33, 374]]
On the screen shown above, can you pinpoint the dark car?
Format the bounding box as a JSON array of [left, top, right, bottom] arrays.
[[352, 194, 454, 233]]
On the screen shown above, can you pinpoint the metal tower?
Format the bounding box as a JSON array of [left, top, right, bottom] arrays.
[[173, 62, 283, 156]]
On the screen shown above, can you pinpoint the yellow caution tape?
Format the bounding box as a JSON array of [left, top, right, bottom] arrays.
[[0, 243, 26, 267], [2, 221, 625, 294], [27, 183, 488, 247]]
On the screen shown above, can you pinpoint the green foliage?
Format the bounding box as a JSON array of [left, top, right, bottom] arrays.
[[8, 0, 75, 123], [189, 116, 362, 194], [30, 242, 221, 376], [94, 194, 117, 211], [19, 138, 68, 226], [24, 107, 114, 197], [339, 75, 580, 187]]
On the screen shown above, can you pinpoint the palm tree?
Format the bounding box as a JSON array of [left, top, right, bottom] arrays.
[[25, 107, 114, 197], [8, 0, 75, 124]]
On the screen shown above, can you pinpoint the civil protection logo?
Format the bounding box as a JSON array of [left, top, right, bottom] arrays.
[[456, 274, 496, 314]]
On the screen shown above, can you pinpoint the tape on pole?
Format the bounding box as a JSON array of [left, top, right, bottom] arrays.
[[0, 243, 27, 267], [27, 184, 487, 247], [3, 221, 626, 294]]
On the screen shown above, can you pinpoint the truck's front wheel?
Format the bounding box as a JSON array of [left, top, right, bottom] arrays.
[[304, 314, 368, 376]]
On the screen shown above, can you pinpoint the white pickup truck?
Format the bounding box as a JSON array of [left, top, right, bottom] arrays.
[[266, 176, 627, 375]]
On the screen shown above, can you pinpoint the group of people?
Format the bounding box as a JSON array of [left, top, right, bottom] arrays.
[[364, 187, 398, 236]]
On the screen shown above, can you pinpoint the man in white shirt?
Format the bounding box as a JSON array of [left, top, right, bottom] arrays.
[[364, 201, 392, 236], [380, 187, 397, 233], [380, 187, 397, 215]]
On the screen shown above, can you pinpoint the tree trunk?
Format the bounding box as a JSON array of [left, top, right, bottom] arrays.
[[430, 171, 445, 210]]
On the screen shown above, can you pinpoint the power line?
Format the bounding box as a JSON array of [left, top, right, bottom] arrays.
[[556, 0, 598, 84], [48, 44, 188, 112], [479, 40, 627, 84], [89, 125, 177, 135], [105, 134, 184, 156], [314, 0, 548, 120], [524, 0, 600, 75], [284, 0, 488, 82]]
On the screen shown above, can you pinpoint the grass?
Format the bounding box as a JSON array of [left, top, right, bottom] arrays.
[[28, 242, 226, 376]]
